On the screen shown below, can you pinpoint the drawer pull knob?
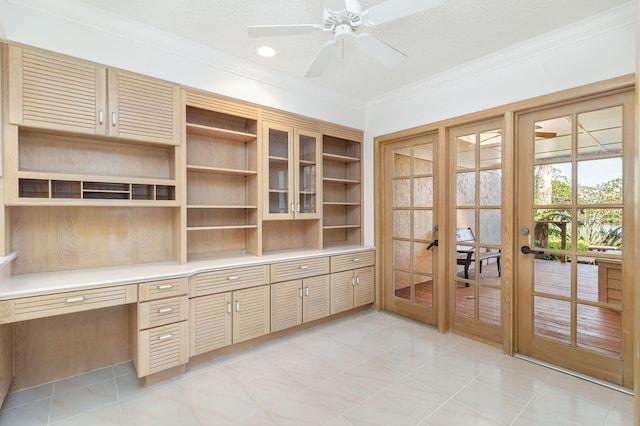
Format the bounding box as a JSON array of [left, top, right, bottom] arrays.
[[299, 265, 309, 270], [65, 296, 85, 303], [352, 258, 360, 262], [227, 276, 239, 281], [158, 307, 173, 314], [158, 334, 173, 341], [157, 284, 173, 290]]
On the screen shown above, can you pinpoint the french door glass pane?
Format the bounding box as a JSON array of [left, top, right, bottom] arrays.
[[456, 172, 475, 206], [394, 270, 411, 301], [392, 179, 411, 208], [393, 210, 411, 239], [534, 116, 572, 161], [577, 106, 623, 156], [414, 144, 434, 174], [534, 296, 571, 343], [479, 209, 501, 245], [534, 254, 571, 298], [413, 210, 433, 241], [479, 170, 501, 206], [457, 134, 476, 169], [479, 129, 502, 167], [576, 304, 621, 357], [577, 158, 622, 204], [456, 282, 475, 318], [479, 286, 501, 324], [393, 148, 411, 177]]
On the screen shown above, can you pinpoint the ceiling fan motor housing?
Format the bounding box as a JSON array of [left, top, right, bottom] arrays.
[[324, 0, 363, 34]]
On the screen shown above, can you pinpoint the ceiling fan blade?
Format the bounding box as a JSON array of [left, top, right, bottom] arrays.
[[324, 0, 348, 14], [247, 24, 323, 37], [304, 40, 337, 78], [355, 33, 405, 68], [361, 0, 445, 26]]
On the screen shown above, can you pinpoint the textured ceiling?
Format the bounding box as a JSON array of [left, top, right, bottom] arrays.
[[38, 0, 631, 101]]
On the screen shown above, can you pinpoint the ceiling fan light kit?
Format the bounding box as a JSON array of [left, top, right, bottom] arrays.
[[247, 0, 444, 77]]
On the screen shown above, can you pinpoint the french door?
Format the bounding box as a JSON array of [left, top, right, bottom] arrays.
[[449, 118, 504, 344], [383, 133, 438, 324], [516, 91, 635, 386]]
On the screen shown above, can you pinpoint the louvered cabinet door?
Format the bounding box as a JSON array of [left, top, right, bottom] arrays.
[[189, 292, 232, 356], [9, 46, 106, 135], [232, 286, 270, 344], [302, 275, 330, 323], [353, 267, 375, 308], [330, 270, 354, 315], [270, 280, 302, 333], [107, 70, 179, 145]]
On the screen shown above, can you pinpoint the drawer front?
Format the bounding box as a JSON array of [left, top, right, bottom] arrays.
[[138, 296, 188, 330], [139, 321, 188, 377], [331, 251, 375, 273], [190, 265, 270, 297], [139, 278, 188, 302], [270, 257, 330, 283], [12, 285, 137, 322]]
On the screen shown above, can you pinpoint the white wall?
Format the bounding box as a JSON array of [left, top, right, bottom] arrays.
[[362, 3, 636, 245]]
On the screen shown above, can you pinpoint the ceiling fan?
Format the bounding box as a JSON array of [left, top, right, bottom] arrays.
[[247, 0, 444, 78]]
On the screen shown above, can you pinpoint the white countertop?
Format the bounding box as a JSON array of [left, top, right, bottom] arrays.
[[0, 246, 375, 300]]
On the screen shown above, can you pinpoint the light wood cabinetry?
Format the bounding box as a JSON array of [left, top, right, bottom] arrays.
[[263, 122, 321, 221], [184, 91, 260, 259], [271, 274, 331, 332], [322, 134, 363, 247], [8, 45, 180, 145], [330, 267, 374, 314], [188, 265, 271, 356], [131, 278, 189, 378]]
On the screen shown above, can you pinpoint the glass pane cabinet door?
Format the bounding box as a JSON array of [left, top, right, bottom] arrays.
[[267, 127, 291, 216], [296, 131, 319, 217]]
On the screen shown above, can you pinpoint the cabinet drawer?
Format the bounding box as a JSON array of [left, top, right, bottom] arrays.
[[270, 257, 330, 283], [331, 251, 375, 273], [190, 265, 270, 297], [8, 284, 137, 322], [138, 296, 188, 330], [138, 321, 188, 377], [139, 278, 188, 302]]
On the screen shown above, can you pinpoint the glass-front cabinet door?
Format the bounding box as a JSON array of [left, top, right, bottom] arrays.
[[263, 123, 321, 220]]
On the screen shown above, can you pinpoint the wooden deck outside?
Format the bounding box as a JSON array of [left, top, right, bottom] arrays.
[[395, 258, 622, 356]]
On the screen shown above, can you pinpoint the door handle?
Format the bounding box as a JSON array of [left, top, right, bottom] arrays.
[[426, 240, 438, 250], [521, 245, 544, 255]]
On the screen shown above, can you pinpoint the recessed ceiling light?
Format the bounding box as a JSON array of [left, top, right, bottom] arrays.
[[257, 45, 276, 58]]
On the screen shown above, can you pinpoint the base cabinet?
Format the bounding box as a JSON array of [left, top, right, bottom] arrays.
[[189, 285, 270, 357], [131, 278, 189, 378], [330, 266, 374, 315], [271, 275, 331, 333]]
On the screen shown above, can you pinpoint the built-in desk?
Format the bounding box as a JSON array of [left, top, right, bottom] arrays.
[[0, 246, 376, 404]]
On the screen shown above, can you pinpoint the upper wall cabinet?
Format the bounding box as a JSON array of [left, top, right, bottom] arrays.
[[262, 112, 322, 221], [8, 46, 180, 145]]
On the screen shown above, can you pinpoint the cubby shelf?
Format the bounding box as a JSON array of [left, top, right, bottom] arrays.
[[323, 224, 361, 229], [323, 177, 360, 184], [187, 225, 258, 231]]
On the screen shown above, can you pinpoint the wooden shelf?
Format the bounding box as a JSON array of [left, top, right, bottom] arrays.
[[187, 205, 257, 209], [186, 165, 257, 176], [323, 201, 360, 206], [323, 177, 360, 184], [323, 225, 361, 230], [323, 153, 360, 163], [187, 225, 258, 231], [186, 123, 256, 142], [269, 156, 288, 163]]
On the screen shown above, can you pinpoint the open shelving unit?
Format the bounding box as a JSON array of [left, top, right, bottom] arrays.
[[184, 103, 260, 259], [322, 135, 362, 247]]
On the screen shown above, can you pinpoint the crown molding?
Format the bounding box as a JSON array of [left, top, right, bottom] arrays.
[[367, 1, 636, 108]]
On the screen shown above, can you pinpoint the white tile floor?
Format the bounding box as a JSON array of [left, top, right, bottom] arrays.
[[0, 310, 634, 425]]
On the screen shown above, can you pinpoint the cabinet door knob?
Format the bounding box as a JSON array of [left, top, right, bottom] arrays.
[[111, 112, 117, 127], [305, 287, 310, 297], [227, 302, 231, 314], [236, 301, 240, 312], [98, 110, 104, 125]]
